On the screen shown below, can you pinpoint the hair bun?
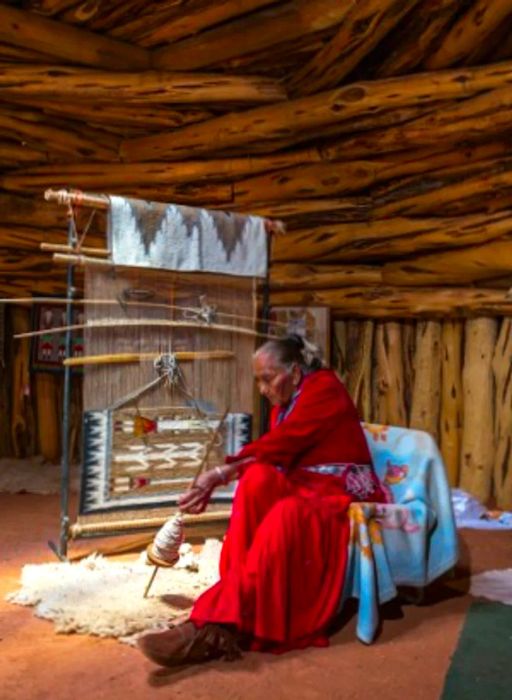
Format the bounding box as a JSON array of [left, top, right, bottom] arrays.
[[287, 333, 305, 349]]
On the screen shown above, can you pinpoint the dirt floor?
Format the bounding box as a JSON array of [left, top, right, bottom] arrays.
[[1, 493, 512, 700]]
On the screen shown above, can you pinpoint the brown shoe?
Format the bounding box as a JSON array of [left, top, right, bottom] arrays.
[[137, 621, 242, 667]]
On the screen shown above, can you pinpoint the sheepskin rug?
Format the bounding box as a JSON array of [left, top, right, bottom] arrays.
[[6, 540, 222, 643]]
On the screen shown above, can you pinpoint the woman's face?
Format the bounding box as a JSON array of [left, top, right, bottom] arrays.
[[253, 351, 300, 406]]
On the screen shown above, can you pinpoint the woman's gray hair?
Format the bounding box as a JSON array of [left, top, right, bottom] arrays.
[[254, 334, 323, 372]]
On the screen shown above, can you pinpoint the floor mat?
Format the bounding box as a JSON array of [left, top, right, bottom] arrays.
[[441, 601, 512, 700]]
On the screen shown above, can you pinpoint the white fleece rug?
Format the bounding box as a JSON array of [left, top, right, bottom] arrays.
[[6, 540, 222, 644]]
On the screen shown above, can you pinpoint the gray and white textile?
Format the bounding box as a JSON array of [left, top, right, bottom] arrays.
[[108, 196, 268, 278]]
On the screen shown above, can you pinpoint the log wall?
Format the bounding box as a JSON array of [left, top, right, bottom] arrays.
[[1, 0, 512, 508]]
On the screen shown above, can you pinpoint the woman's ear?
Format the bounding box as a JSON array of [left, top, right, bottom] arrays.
[[291, 363, 302, 387]]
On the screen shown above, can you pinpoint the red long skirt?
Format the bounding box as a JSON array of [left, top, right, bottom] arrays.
[[190, 462, 352, 652]]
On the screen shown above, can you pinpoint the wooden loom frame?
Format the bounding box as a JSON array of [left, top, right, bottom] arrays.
[[43, 188, 273, 557]]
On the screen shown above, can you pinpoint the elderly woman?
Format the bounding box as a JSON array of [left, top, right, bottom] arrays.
[[139, 335, 386, 666]]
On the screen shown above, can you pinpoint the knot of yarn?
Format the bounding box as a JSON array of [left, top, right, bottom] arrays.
[[154, 353, 179, 384]]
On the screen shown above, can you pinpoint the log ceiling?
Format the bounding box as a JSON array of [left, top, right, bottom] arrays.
[[1, 0, 512, 315]]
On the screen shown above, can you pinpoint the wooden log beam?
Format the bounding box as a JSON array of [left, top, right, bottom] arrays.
[[0, 140, 47, 167], [0, 64, 286, 105], [460, 317, 497, 502], [271, 211, 512, 262], [0, 225, 103, 252], [6, 97, 213, 131], [0, 192, 70, 230], [235, 197, 373, 228], [382, 237, 512, 286], [152, 0, 354, 71], [376, 0, 462, 77], [0, 4, 150, 70], [133, 0, 279, 47], [374, 164, 512, 218], [0, 149, 321, 192], [235, 141, 510, 205], [426, 0, 512, 70], [440, 320, 463, 486], [270, 287, 512, 319], [343, 320, 374, 421], [0, 105, 119, 161], [24, 1, 80, 16], [328, 87, 512, 158], [289, 0, 419, 96], [121, 60, 512, 160], [270, 264, 382, 290]]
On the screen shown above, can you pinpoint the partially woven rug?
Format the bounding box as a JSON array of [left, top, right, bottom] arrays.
[[6, 541, 221, 644]]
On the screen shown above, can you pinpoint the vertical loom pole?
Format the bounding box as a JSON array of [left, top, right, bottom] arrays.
[[259, 234, 272, 435], [58, 213, 77, 558]]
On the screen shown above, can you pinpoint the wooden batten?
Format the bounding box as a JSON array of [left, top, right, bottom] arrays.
[[0, 5, 150, 70], [460, 317, 498, 502], [121, 60, 512, 159], [289, 0, 419, 96], [440, 320, 463, 486], [410, 321, 441, 441], [0, 65, 286, 105]]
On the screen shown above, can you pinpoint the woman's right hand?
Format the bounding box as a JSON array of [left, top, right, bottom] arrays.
[[178, 469, 220, 514]]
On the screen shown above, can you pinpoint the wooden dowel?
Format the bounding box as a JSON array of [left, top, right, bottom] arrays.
[[63, 350, 235, 367], [44, 188, 109, 209], [53, 252, 111, 267], [41, 242, 110, 256]]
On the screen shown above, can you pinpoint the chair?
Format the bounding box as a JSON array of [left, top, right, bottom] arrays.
[[340, 423, 458, 644]]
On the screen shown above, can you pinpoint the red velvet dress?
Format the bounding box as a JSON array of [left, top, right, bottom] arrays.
[[190, 369, 386, 651]]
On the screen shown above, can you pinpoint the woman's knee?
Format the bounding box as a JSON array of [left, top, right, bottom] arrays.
[[238, 461, 283, 496]]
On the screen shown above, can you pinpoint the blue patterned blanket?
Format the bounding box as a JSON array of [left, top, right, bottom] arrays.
[[341, 423, 459, 643]]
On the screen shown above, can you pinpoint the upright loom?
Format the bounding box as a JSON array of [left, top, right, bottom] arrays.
[[37, 189, 277, 557]]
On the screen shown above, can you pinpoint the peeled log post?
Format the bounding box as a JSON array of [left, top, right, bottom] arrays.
[[460, 317, 497, 502], [382, 237, 512, 286], [375, 322, 407, 427], [409, 321, 441, 441], [272, 211, 512, 263], [289, 0, 419, 96], [270, 264, 382, 290], [0, 64, 286, 105], [0, 4, 150, 70], [492, 318, 512, 509], [343, 320, 374, 422], [426, 0, 512, 70], [440, 320, 463, 486], [270, 287, 512, 319], [120, 60, 512, 161], [35, 373, 60, 462]]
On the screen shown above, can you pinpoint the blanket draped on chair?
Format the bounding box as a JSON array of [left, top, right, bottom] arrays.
[[343, 424, 458, 643]]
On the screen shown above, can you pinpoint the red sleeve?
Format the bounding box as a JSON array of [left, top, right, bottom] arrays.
[[231, 373, 349, 471]]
